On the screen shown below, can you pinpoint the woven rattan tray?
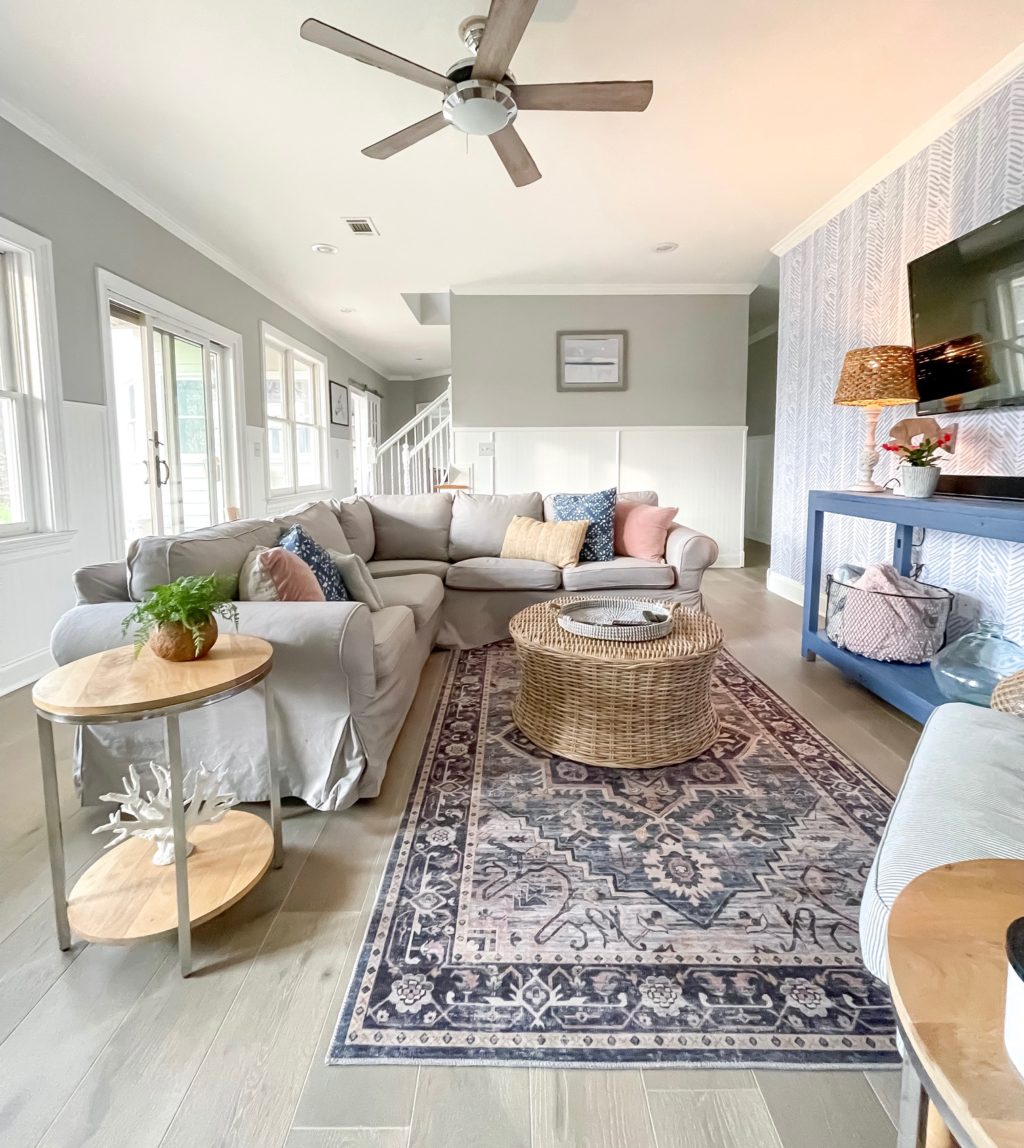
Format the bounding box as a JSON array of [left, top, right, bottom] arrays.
[[557, 597, 672, 642]]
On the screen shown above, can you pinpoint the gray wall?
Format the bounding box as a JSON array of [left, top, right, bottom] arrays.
[[0, 116, 386, 438], [745, 330, 778, 437], [382, 373, 451, 438], [450, 294, 749, 427]]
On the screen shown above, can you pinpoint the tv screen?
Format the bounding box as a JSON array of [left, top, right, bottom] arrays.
[[909, 200, 1024, 415]]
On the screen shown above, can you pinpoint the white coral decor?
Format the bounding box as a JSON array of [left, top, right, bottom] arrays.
[[93, 762, 235, 866]]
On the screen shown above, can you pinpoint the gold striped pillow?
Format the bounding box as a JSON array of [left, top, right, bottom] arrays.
[[500, 516, 589, 568]]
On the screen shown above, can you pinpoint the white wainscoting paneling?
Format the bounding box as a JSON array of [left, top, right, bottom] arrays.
[[453, 425, 746, 567], [744, 434, 774, 545], [0, 400, 117, 695]]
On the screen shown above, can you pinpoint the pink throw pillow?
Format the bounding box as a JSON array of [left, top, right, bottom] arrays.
[[240, 546, 326, 602], [614, 500, 678, 562]]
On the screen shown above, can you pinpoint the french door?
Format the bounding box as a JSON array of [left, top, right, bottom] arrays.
[[108, 302, 235, 543], [351, 387, 382, 495]]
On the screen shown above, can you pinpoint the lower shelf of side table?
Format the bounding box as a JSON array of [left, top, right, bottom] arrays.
[[67, 810, 273, 943]]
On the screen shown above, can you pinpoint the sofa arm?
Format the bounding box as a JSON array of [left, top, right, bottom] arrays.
[[665, 523, 719, 596], [51, 600, 376, 701], [73, 561, 129, 605]]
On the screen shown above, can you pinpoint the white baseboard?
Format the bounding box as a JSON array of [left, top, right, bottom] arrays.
[[766, 569, 804, 605], [714, 551, 745, 569], [0, 648, 55, 697]]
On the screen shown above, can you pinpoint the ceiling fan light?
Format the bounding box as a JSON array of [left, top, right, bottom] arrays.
[[442, 80, 516, 136]]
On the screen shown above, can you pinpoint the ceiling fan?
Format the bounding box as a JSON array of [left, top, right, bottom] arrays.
[[300, 0, 653, 187]]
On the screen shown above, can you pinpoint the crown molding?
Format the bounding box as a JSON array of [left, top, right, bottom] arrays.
[[771, 46, 1024, 257], [0, 96, 396, 378], [449, 282, 757, 296], [748, 322, 778, 345]]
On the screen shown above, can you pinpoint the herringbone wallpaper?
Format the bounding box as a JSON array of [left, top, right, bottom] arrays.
[[773, 67, 1024, 640]]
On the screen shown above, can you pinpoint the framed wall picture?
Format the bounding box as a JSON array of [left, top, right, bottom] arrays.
[[557, 331, 627, 392], [329, 380, 350, 426]]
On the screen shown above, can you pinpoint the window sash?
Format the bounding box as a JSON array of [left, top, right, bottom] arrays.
[[0, 251, 38, 536], [263, 336, 328, 496]]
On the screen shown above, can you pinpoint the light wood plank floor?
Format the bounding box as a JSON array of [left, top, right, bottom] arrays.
[[0, 548, 914, 1148]]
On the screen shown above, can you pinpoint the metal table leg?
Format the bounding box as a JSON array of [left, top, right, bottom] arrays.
[[898, 1055, 929, 1148], [164, 714, 192, 978], [37, 714, 71, 951], [264, 677, 284, 869]]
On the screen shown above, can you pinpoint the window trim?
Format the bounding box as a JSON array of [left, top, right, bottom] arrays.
[[260, 322, 330, 505], [0, 215, 69, 549], [96, 269, 249, 545]]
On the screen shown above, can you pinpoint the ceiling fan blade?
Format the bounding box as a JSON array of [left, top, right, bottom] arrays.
[[362, 113, 449, 160], [514, 80, 654, 112], [490, 124, 541, 187], [472, 0, 540, 80], [300, 18, 450, 93]]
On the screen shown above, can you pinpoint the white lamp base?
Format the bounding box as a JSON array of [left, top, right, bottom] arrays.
[[848, 406, 885, 493]]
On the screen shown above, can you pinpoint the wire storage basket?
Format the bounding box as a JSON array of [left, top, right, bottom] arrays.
[[825, 574, 953, 664]]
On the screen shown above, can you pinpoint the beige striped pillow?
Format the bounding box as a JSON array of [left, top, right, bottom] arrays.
[[500, 516, 589, 568]]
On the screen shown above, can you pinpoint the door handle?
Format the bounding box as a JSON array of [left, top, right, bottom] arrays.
[[142, 460, 150, 485], [156, 459, 170, 487]]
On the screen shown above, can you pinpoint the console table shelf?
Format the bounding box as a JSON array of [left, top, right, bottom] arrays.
[[802, 489, 1024, 723]]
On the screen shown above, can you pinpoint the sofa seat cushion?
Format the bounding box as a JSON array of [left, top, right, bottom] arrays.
[[449, 491, 543, 561], [375, 574, 445, 631], [367, 559, 451, 579], [446, 556, 561, 592], [371, 605, 417, 680], [562, 557, 677, 592], [368, 493, 453, 561], [858, 703, 1024, 983]]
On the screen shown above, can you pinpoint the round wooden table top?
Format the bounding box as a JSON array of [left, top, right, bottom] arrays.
[[888, 859, 1024, 1148], [32, 634, 273, 720]]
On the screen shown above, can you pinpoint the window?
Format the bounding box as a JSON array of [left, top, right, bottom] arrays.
[[0, 218, 67, 542], [262, 324, 329, 498], [99, 272, 245, 548]]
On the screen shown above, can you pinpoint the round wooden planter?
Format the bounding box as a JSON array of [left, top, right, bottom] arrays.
[[149, 618, 218, 662]]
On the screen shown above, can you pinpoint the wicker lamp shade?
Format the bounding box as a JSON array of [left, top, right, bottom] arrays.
[[834, 345, 918, 407]]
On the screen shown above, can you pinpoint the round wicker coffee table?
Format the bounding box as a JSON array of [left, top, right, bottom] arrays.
[[508, 598, 724, 769]]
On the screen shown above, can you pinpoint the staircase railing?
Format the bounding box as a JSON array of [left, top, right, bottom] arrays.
[[374, 385, 453, 495]]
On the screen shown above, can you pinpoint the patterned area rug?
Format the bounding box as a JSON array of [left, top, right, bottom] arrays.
[[329, 643, 899, 1068]]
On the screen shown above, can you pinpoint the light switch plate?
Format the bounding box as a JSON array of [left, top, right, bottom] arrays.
[[478, 442, 495, 457]]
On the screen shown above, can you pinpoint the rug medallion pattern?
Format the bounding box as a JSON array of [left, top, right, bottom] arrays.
[[330, 643, 899, 1066]]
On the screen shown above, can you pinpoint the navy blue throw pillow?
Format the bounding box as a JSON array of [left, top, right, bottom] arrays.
[[552, 487, 617, 563], [279, 525, 349, 601]]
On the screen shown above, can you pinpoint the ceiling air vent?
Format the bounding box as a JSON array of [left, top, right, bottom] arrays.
[[344, 217, 379, 236]]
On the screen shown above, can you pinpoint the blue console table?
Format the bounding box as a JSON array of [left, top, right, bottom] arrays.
[[802, 489, 1024, 723]]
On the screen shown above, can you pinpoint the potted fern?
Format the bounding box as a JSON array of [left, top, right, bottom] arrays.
[[122, 574, 240, 661]]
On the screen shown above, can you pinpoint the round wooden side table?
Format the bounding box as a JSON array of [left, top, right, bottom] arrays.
[[32, 634, 282, 978], [888, 859, 1024, 1148]]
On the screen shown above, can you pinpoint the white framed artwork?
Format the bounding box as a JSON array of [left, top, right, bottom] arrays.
[[557, 331, 627, 391]]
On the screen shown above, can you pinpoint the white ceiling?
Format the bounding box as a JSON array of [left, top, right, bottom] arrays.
[[2, 1, 1023, 378]]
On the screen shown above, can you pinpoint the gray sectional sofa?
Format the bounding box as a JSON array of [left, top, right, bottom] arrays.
[[53, 490, 718, 810]]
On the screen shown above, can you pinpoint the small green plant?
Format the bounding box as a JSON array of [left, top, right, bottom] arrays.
[[122, 574, 239, 656]]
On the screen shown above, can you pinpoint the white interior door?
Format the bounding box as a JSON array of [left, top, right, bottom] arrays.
[[350, 388, 382, 495]]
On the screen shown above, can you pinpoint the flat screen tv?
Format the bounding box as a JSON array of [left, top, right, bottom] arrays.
[[909, 200, 1024, 415]]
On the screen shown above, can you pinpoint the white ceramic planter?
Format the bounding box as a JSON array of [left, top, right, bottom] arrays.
[[897, 463, 940, 498], [1006, 919, 1024, 1080]]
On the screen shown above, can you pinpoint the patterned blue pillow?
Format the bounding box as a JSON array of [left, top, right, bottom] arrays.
[[279, 525, 349, 601], [552, 487, 617, 563]]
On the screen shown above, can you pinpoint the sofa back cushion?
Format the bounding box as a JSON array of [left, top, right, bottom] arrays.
[[368, 493, 453, 561], [449, 491, 543, 561], [273, 501, 350, 553], [619, 490, 659, 506], [333, 497, 375, 562], [127, 517, 281, 601]]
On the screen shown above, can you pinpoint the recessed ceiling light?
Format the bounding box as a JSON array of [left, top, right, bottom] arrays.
[[312, 243, 338, 255], [339, 306, 356, 314], [652, 242, 679, 254]]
